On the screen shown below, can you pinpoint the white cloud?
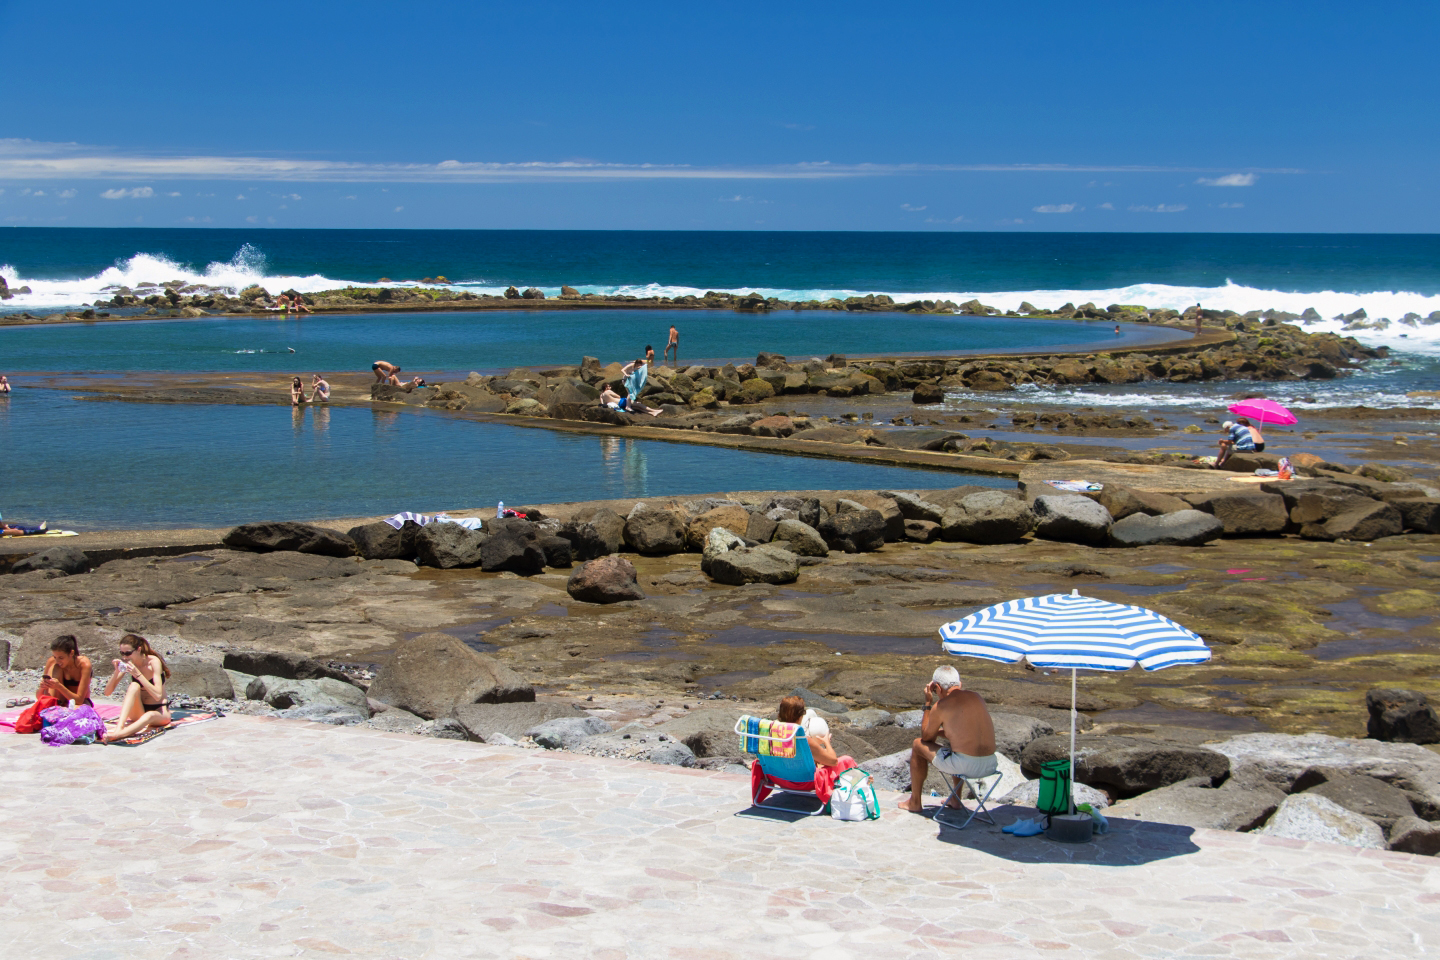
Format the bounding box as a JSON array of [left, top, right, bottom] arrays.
[[1219, 202, 1245, 208], [32, 190, 46, 196], [57, 188, 77, 198], [1196, 173, 1257, 187], [245, 215, 258, 222], [100, 186, 154, 199], [1129, 203, 1187, 213], [235, 194, 246, 200], [0, 138, 1307, 184], [166, 191, 181, 197], [1098, 202, 1114, 210], [900, 203, 927, 211], [924, 215, 968, 224], [1033, 203, 1079, 214], [342, 195, 357, 200], [281, 193, 301, 200], [394, 206, 404, 212]]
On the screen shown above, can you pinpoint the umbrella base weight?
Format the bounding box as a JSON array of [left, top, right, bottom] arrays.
[[1047, 814, 1094, 844]]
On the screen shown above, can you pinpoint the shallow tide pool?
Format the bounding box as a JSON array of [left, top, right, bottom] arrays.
[[0, 391, 1006, 530]]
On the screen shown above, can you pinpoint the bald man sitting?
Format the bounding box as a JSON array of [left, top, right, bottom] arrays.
[[897, 665, 997, 814]]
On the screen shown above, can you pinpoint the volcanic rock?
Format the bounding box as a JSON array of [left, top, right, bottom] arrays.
[[367, 632, 533, 720], [567, 555, 645, 604]]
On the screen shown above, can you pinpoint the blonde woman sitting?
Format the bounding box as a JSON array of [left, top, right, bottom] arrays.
[[101, 634, 172, 743]]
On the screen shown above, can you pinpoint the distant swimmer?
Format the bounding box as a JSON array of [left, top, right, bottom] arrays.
[[665, 325, 679, 365], [1114, 324, 1121, 334], [287, 347, 296, 353], [311, 374, 330, 402], [372, 360, 400, 383], [645, 344, 656, 365], [0, 375, 10, 394]]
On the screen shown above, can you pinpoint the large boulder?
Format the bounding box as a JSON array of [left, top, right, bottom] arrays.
[[165, 655, 236, 699], [1105, 774, 1285, 831], [537, 535, 572, 568], [1212, 732, 1440, 817], [221, 649, 354, 685], [652, 707, 747, 758], [1187, 492, 1288, 536], [413, 522, 488, 569], [1366, 688, 1440, 744], [940, 491, 1035, 544], [1301, 501, 1404, 541], [1031, 495, 1112, 545], [685, 505, 752, 551], [480, 519, 546, 575], [578, 508, 626, 555], [1288, 488, 1373, 526], [526, 716, 611, 750], [1020, 735, 1230, 798], [702, 533, 799, 586], [346, 520, 420, 561], [222, 522, 356, 557], [623, 504, 686, 555], [1257, 794, 1386, 849], [1388, 816, 1440, 856], [366, 632, 533, 720], [557, 519, 614, 561], [1395, 498, 1440, 533], [10, 545, 89, 576], [769, 519, 828, 557], [818, 501, 886, 553], [246, 675, 370, 720], [1294, 768, 1417, 831], [884, 491, 946, 524], [451, 701, 587, 741], [567, 555, 645, 603], [991, 712, 1054, 759], [1108, 510, 1225, 548]]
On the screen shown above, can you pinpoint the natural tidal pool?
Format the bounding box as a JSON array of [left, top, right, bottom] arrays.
[[0, 308, 1184, 375], [0, 391, 1006, 530]]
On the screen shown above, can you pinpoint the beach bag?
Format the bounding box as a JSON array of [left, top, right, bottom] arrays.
[[829, 768, 880, 821], [1037, 759, 1073, 818], [1277, 456, 1293, 480], [14, 695, 60, 735]]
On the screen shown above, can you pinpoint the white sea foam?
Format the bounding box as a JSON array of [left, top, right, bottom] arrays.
[[4, 251, 1440, 355]]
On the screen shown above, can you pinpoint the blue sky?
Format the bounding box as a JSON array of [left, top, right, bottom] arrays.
[[1, 0, 1435, 231]]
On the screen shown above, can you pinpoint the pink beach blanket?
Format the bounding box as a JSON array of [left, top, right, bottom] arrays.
[[0, 703, 122, 734]]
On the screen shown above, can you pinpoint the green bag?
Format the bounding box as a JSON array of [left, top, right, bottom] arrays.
[[1037, 759, 1073, 816]]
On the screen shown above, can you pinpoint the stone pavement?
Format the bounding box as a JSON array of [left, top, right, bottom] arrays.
[[4, 716, 1438, 959]]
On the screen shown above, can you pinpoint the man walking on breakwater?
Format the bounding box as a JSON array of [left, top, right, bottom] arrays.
[[665, 324, 679, 365]]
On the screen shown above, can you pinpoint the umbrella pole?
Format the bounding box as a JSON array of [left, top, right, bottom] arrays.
[[1069, 666, 1077, 816]]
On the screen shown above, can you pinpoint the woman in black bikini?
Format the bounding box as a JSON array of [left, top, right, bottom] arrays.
[[101, 634, 171, 743]]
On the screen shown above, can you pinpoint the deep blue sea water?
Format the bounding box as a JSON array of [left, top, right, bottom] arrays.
[[0, 391, 1005, 530]]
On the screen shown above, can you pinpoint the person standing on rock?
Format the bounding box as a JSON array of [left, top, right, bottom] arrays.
[[897, 665, 997, 815], [372, 360, 400, 383], [665, 324, 679, 365]]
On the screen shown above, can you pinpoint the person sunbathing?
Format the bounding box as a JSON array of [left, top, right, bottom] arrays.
[[39, 635, 94, 707], [897, 665, 997, 814], [750, 695, 858, 805], [101, 634, 172, 743], [1, 519, 47, 536]]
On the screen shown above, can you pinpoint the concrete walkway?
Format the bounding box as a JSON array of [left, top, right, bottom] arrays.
[[4, 716, 1437, 959]]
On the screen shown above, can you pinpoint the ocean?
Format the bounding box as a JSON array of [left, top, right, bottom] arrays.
[[3, 228, 1440, 357]]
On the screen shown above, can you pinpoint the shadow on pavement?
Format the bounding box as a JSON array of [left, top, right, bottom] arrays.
[[930, 803, 1202, 866], [733, 793, 828, 823]]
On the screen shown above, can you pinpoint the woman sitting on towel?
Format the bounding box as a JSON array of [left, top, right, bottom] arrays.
[[750, 695, 858, 806], [39, 635, 94, 707], [101, 634, 172, 743]]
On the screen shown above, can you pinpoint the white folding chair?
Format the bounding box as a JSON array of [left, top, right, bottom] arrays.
[[933, 767, 1003, 829]]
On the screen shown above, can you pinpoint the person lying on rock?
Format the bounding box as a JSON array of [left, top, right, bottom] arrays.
[[1, 519, 47, 535], [1216, 419, 1257, 468], [39, 635, 94, 707], [101, 634, 172, 743], [599, 383, 623, 409], [750, 695, 858, 806], [897, 665, 997, 814]]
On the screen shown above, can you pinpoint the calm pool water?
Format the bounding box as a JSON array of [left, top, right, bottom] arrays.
[[0, 391, 1007, 530], [0, 308, 1182, 375]]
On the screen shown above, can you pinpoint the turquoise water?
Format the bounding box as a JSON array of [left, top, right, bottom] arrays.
[[0, 391, 1005, 530], [0, 309, 1177, 375]]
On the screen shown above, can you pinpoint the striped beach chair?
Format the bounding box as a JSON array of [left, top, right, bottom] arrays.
[[735, 715, 825, 813]]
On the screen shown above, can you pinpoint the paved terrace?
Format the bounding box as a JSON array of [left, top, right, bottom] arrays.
[[5, 716, 1438, 959]]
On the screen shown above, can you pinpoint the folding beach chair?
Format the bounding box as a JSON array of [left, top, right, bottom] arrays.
[[734, 715, 825, 815], [932, 757, 1003, 829]]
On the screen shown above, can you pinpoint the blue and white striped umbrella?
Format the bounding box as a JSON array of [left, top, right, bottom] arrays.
[[939, 590, 1210, 672], [939, 590, 1210, 820]]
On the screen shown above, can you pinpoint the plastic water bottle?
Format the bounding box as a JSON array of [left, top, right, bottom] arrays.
[[496, 501, 504, 518]]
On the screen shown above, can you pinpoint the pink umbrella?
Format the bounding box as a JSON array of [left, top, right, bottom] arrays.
[[1227, 397, 1297, 427]]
